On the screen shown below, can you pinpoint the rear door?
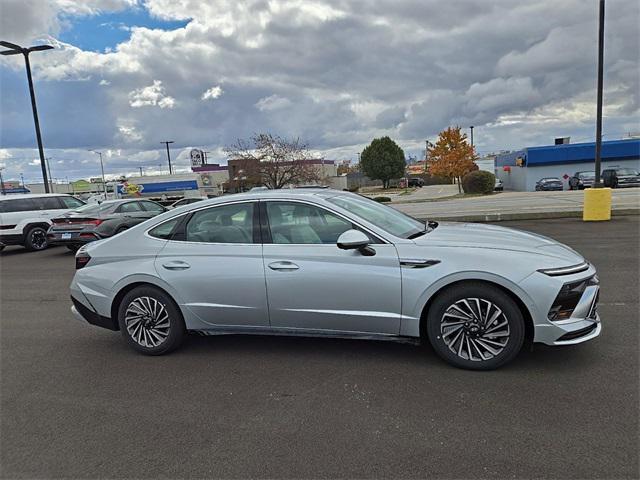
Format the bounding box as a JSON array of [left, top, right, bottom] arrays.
[[154, 201, 269, 327]]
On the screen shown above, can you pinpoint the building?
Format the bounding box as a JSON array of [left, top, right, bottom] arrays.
[[495, 139, 640, 191]]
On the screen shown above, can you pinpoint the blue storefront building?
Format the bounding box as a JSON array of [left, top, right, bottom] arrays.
[[495, 138, 640, 191]]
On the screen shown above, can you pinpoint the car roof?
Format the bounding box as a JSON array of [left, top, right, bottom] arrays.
[[214, 188, 344, 201], [0, 193, 75, 201]]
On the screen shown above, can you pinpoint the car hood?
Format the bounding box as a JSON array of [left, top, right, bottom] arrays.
[[414, 222, 584, 263]]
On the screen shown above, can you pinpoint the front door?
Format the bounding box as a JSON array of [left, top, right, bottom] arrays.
[[154, 201, 269, 328], [261, 200, 402, 335]]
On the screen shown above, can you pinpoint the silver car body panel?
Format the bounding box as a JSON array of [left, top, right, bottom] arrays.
[[70, 189, 601, 347]]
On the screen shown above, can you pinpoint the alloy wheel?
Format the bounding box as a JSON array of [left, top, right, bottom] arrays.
[[440, 298, 510, 362], [125, 296, 171, 348], [30, 229, 48, 250]]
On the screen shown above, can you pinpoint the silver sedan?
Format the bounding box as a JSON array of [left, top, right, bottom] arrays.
[[70, 189, 601, 370]]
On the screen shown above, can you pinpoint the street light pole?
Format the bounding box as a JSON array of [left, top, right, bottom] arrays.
[[45, 157, 53, 193], [469, 126, 474, 147], [160, 141, 174, 174], [0, 167, 6, 195], [0, 41, 54, 193], [594, 0, 605, 188]]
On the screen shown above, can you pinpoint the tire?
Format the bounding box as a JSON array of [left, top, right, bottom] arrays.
[[425, 282, 525, 370], [117, 286, 186, 355], [24, 226, 49, 251], [66, 244, 80, 253]]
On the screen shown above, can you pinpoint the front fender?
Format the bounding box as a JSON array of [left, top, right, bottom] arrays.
[[400, 270, 539, 337]]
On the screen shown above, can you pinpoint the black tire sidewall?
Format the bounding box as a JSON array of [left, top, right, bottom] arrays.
[[24, 226, 49, 251], [426, 283, 525, 370], [117, 286, 185, 355]]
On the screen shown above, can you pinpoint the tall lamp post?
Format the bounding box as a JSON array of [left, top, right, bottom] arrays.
[[0, 41, 54, 193], [88, 150, 107, 196], [160, 141, 174, 174], [469, 126, 474, 147], [0, 167, 6, 195]]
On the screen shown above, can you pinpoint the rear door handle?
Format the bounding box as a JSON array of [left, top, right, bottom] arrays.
[[162, 261, 191, 270], [268, 261, 299, 271]]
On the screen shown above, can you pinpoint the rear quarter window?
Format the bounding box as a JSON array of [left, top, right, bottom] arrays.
[[0, 198, 38, 213]]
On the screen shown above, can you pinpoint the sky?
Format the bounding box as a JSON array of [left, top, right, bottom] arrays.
[[0, 0, 638, 184]]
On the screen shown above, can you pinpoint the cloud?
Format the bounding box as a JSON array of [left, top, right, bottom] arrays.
[[128, 80, 175, 108], [255, 94, 291, 111], [0, 0, 638, 182], [202, 85, 223, 100]]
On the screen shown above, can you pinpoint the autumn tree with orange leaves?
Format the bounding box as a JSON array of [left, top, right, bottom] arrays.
[[427, 126, 478, 192]]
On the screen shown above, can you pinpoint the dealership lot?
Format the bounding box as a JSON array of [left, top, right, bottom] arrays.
[[1, 217, 638, 478]]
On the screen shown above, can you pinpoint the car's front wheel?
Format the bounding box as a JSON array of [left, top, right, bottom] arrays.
[[426, 282, 525, 370], [117, 286, 186, 355]]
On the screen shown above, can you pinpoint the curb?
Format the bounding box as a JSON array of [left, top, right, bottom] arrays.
[[411, 208, 640, 223]]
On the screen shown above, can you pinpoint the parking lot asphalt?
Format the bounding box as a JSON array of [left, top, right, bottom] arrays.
[[1, 217, 638, 479]]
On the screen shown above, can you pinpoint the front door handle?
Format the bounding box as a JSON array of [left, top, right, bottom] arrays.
[[162, 261, 191, 270], [268, 261, 299, 271]]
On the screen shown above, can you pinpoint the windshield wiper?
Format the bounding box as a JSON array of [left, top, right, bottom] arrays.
[[407, 220, 439, 239]]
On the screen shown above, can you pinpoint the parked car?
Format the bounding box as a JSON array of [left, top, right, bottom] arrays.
[[70, 189, 600, 370], [535, 177, 564, 191], [48, 199, 167, 251], [0, 194, 85, 251], [602, 167, 640, 188], [169, 197, 207, 209], [494, 178, 504, 191], [407, 177, 425, 188], [568, 171, 595, 190]]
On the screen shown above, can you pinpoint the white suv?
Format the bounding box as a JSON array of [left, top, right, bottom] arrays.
[[0, 194, 85, 251]]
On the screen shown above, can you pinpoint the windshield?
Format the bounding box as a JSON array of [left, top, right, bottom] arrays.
[[578, 172, 595, 179], [327, 195, 425, 238], [616, 168, 639, 176]]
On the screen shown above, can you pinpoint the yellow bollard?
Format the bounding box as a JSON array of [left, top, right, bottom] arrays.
[[583, 187, 612, 221]]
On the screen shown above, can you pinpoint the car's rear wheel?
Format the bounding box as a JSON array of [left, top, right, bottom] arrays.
[[426, 282, 525, 370], [24, 226, 49, 251], [117, 286, 186, 355], [66, 244, 80, 252]]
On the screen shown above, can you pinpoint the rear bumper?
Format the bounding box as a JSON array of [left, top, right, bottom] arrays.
[[48, 230, 101, 245], [71, 295, 119, 331]]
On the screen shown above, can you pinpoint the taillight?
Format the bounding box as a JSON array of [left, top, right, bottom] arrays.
[[86, 219, 103, 225], [75, 250, 91, 269]]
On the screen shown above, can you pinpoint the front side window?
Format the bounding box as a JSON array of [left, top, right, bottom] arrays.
[[119, 202, 144, 213], [327, 194, 424, 239], [60, 196, 85, 209], [266, 202, 353, 244], [186, 202, 254, 243], [141, 201, 165, 213]]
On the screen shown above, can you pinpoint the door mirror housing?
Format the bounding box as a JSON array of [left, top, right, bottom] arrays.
[[337, 229, 375, 256]]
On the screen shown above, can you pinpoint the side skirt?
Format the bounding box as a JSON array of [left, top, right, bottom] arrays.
[[189, 326, 420, 345]]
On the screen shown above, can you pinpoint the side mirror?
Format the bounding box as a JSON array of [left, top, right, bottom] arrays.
[[337, 229, 375, 256]]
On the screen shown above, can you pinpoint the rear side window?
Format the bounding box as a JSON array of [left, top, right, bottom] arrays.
[[37, 197, 63, 210], [185, 203, 255, 243], [149, 218, 180, 239], [0, 198, 37, 213], [140, 201, 165, 213]]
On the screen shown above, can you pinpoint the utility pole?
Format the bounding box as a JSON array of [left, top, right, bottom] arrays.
[[89, 150, 107, 196], [139, 166, 144, 176], [20, 172, 25, 189], [594, 0, 605, 187], [0, 41, 54, 192], [469, 126, 474, 147], [45, 157, 53, 193], [160, 141, 174, 174]]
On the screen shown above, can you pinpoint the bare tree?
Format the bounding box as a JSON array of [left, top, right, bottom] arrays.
[[225, 134, 322, 189]]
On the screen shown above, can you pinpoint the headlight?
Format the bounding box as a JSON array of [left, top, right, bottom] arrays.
[[538, 262, 589, 277]]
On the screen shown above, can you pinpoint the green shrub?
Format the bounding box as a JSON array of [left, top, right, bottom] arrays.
[[373, 196, 391, 203], [462, 170, 495, 194]]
